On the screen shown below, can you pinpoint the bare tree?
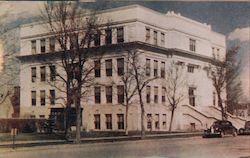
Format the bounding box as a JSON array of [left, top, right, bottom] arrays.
[[206, 47, 241, 120], [0, 28, 20, 118], [128, 50, 157, 138], [114, 52, 137, 135], [225, 47, 242, 115], [165, 61, 186, 131], [41, 2, 106, 143]]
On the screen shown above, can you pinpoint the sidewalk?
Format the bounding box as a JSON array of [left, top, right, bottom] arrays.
[[0, 132, 202, 148]]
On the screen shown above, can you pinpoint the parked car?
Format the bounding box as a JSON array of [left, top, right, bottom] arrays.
[[203, 120, 237, 138], [238, 121, 250, 135]]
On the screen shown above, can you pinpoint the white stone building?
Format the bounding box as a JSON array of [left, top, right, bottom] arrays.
[[19, 5, 246, 132]]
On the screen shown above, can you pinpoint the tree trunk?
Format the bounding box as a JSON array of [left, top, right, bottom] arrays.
[[125, 100, 129, 135], [64, 107, 69, 140], [217, 93, 226, 120], [169, 108, 175, 132], [75, 97, 81, 143], [138, 91, 145, 139]]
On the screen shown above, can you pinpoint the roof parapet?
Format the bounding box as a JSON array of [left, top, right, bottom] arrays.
[[166, 11, 211, 30]]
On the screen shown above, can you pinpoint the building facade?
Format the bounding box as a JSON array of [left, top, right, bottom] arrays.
[[19, 5, 245, 132]]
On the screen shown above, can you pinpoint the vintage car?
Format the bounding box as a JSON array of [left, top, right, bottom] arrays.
[[202, 120, 237, 138], [238, 121, 250, 135]]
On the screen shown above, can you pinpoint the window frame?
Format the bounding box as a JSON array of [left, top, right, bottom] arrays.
[[31, 40, 36, 54], [146, 59, 151, 77], [40, 38, 46, 53], [106, 86, 113, 104], [94, 114, 101, 129], [154, 86, 158, 103], [160, 62, 165, 78], [117, 114, 124, 129], [49, 37, 55, 52], [117, 85, 124, 104], [31, 91, 36, 106], [153, 60, 158, 77], [40, 66, 46, 82], [105, 29, 112, 45], [145, 28, 150, 42], [31, 67, 36, 83], [117, 27, 124, 43], [49, 65, 56, 81], [117, 58, 124, 76], [146, 86, 151, 103], [105, 59, 112, 77], [50, 89, 55, 105], [153, 30, 157, 45], [189, 38, 196, 52], [40, 90, 46, 106], [94, 86, 101, 104], [105, 114, 112, 129], [94, 60, 101, 77]]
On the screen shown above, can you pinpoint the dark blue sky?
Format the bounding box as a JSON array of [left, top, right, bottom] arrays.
[[86, 1, 250, 35]]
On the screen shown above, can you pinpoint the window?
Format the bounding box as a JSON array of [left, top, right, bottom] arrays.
[[39, 115, 45, 119], [94, 33, 100, 46], [49, 65, 56, 81], [189, 87, 196, 106], [94, 60, 101, 77], [117, 85, 124, 104], [49, 37, 55, 52], [105, 114, 112, 129], [212, 47, 215, 55], [117, 27, 124, 43], [40, 66, 46, 82], [40, 90, 46, 106], [217, 50, 220, 59], [162, 114, 167, 129], [117, 114, 124, 129], [213, 92, 216, 106], [31, 40, 36, 54], [161, 33, 165, 46], [94, 114, 101, 129], [155, 114, 160, 129], [187, 65, 194, 73], [30, 115, 36, 119], [162, 87, 166, 103], [94, 87, 101, 104], [154, 87, 158, 103], [31, 67, 36, 82], [31, 91, 36, 106], [145, 28, 150, 42], [146, 86, 151, 103], [147, 114, 152, 130], [105, 29, 112, 44], [217, 48, 220, 54], [154, 60, 158, 77], [161, 62, 165, 78], [106, 86, 112, 103], [117, 58, 124, 76], [50, 90, 55, 105], [146, 59, 151, 76], [105, 59, 112, 76], [189, 39, 196, 52], [153, 31, 157, 45], [40, 38, 46, 53]]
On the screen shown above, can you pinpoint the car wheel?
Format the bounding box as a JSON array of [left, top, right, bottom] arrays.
[[239, 128, 244, 135]]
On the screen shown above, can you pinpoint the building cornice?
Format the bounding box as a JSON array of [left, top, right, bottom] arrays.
[[18, 41, 214, 64]]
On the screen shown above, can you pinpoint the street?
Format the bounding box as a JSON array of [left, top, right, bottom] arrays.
[[0, 136, 249, 158]]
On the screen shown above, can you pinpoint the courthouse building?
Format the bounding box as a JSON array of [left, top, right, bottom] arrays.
[[18, 5, 246, 132]]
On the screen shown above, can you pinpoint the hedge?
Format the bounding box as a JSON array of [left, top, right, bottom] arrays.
[[0, 118, 46, 133]]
